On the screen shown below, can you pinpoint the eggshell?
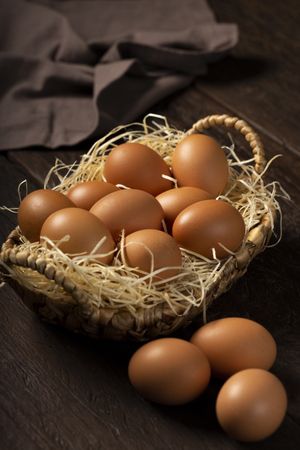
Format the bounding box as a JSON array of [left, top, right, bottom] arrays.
[[191, 318, 277, 378], [172, 199, 245, 259], [128, 338, 211, 405], [172, 134, 229, 197], [156, 186, 213, 230], [103, 142, 173, 195], [66, 181, 119, 210], [40, 207, 115, 264], [90, 189, 164, 241], [124, 229, 182, 280], [216, 369, 287, 442], [18, 189, 74, 242]]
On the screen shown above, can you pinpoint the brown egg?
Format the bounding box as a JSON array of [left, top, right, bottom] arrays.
[[66, 181, 119, 210], [128, 338, 211, 405], [172, 134, 229, 197], [90, 189, 164, 241], [216, 369, 288, 442], [156, 186, 213, 230], [18, 189, 74, 242], [40, 208, 115, 264], [103, 142, 173, 195], [191, 318, 277, 378], [124, 229, 182, 280], [172, 199, 245, 259]]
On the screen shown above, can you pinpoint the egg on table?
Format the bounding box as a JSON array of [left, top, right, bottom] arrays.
[[128, 338, 211, 405], [191, 317, 277, 378], [172, 199, 245, 259], [172, 134, 229, 197], [216, 369, 288, 442], [66, 180, 119, 210], [40, 207, 115, 264], [124, 229, 182, 280], [90, 189, 164, 241], [103, 142, 173, 195], [18, 189, 75, 242]]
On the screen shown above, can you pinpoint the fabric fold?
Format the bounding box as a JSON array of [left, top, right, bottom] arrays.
[[0, 0, 238, 150]]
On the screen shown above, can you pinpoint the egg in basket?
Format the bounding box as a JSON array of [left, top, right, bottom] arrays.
[[0, 114, 282, 340]]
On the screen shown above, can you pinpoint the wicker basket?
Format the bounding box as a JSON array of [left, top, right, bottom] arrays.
[[0, 114, 274, 340]]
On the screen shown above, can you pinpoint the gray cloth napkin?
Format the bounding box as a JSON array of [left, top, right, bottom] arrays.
[[0, 0, 238, 150]]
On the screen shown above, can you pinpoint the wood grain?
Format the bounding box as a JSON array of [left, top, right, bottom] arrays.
[[0, 155, 38, 242], [203, 0, 300, 155]]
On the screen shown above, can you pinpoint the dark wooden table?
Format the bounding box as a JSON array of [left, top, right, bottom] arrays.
[[1, 1, 300, 449]]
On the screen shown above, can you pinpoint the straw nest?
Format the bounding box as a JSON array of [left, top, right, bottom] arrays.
[[0, 114, 287, 340]]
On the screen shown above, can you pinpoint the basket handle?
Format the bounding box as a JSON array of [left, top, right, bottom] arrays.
[[1, 228, 85, 305], [186, 114, 266, 174]]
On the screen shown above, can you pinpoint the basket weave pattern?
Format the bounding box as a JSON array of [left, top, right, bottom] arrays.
[[0, 115, 274, 340]]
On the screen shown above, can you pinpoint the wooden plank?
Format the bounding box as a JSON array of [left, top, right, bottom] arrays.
[[0, 154, 38, 244], [7, 147, 91, 189], [200, 0, 300, 154], [0, 286, 232, 450], [1, 282, 299, 450]]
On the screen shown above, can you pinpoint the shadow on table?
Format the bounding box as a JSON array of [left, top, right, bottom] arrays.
[[203, 55, 276, 84]]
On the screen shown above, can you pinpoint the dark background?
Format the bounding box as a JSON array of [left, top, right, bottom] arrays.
[[1, 1, 300, 449]]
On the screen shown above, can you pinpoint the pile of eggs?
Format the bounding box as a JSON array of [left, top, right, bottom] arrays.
[[18, 134, 246, 277], [128, 317, 287, 442]]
